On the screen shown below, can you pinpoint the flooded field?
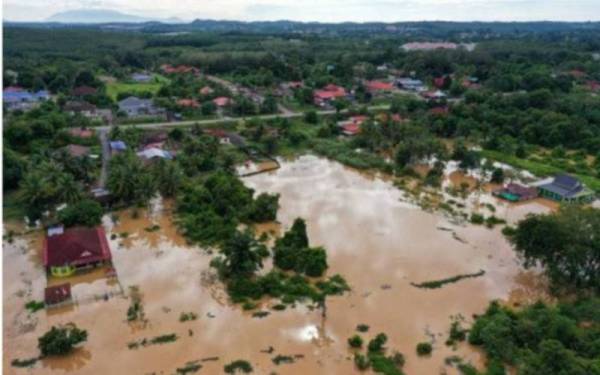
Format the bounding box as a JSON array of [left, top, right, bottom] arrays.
[[4, 155, 549, 374]]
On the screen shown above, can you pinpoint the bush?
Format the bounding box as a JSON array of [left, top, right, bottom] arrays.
[[368, 333, 388, 353], [224, 360, 253, 373], [38, 325, 87, 356], [348, 335, 364, 348], [356, 324, 370, 333], [416, 342, 433, 356], [470, 213, 485, 225], [354, 353, 371, 370]]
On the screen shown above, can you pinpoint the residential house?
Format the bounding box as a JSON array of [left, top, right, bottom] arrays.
[[131, 73, 152, 82], [177, 98, 200, 108], [137, 148, 173, 163], [365, 81, 395, 93], [3, 87, 50, 111], [71, 86, 98, 97], [429, 106, 449, 116], [493, 183, 538, 202], [64, 101, 113, 124], [199, 86, 214, 95], [161, 64, 200, 75], [118, 96, 164, 117], [337, 115, 368, 136], [396, 78, 426, 92], [213, 96, 232, 107], [110, 141, 127, 154], [422, 90, 447, 100], [313, 84, 347, 106], [537, 174, 595, 203], [68, 127, 95, 139], [586, 80, 600, 92], [44, 283, 72, 307], [43, 226, 112, 277], [64, 144, 91, 158]]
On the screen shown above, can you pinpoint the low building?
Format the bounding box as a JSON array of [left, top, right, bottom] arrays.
[[72, 86, 98, 97], [396, 78, 426, 92], [45, 283, 72, 307], [131, 73, 152, 82], [365, 81, 394, 93], [422, 90, 447, 100], [43, 227, 112, 277], [199, 86, 214, 95], [537, 174, 595, 203], [68, 127, 95, 139], [337, 115, 368, 136], [118, 96, 164, 117], [64, 144, 91, 158], [3, 87, 50, 111], [110, 140, 127, 153], [161, 64, 200, 75], [493, 183, 538, 202], [177, 98, 200, 108], [137, 147, 173, 162], [401, 42, 458, 51], [64, 101, 112, 124], [213, 96, 232, 107], [313, 84, 347, 106]]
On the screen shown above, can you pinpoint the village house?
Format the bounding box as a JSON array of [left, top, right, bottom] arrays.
[[71, 86, 98, 97], [365, 80, 395, 94], [64, 101, 114, 124], [337, 115, 368, 136], [44, 283, 73, 307], [401, 42, 458, 51], [110, 140, 127, 154], [313, 84, 347, 106], [177, 98, 200, 108], [161, 64, 200, 75], [63, 144, 91, 158], [422, 90, 447, 100], [43, 226, 112, 277], [131, 73, 152, 82], [396, 78, 426, 92], [213, 96, 232, 107], [493, 183, 538, 202], [118, 96, 164, 117], [68, 127, 95, 139], [536, 174, 595, 203], [137, 147, 173, 163], [3, 87, 50, 111], [200, 86, 214, 96]]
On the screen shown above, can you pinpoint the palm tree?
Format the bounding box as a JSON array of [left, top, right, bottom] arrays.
[[56, 173, 83, 204], [19, 170, 52, 216]]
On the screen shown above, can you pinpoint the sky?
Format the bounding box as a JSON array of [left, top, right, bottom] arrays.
[[3, 0, 600, 22]]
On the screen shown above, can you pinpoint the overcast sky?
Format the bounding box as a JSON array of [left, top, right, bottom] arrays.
[[4, 0, 600, 22]]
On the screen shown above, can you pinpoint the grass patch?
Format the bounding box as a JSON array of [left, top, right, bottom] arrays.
[[411, 270, 485, 289], [106, 80, 164, 101]]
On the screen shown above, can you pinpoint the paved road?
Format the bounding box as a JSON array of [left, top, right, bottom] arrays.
[[96, 105, 391, 131]]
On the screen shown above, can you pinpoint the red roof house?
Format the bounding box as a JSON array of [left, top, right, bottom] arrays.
[[341, 123, 361, 136], [433, 77, 447, 89], [161, 64, 200, 75], [314, 84, 347, 105], [177, 98, 200, 108], [366, 81, 394, 92], [43, 227, 112, 272], [200, 86, 214, 95], [68, 127, 95, 138], [72, 86, 98, 96], [45, 283, 72, 306], [586, 80, 600, 92], [213, 97, 231, 107]]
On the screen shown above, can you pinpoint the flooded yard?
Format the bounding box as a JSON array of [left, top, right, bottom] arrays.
[[4, 155, 549, 374]]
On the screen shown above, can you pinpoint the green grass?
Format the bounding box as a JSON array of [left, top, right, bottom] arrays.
[[106, 75, 168, 100], [481, 150, 600, 192]]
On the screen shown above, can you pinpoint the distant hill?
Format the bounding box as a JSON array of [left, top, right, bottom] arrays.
[[46, 9, 182, 24]]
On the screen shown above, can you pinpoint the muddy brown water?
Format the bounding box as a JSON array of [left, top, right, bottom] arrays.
[[4, 155, 549, 374]]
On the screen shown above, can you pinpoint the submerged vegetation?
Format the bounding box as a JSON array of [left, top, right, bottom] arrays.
[[411, 270, 485, 289]]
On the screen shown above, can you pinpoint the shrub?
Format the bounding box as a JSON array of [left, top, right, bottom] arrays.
[[58, 199, 103, 227], [354, 353, 370, 370], [348, 335, 364, 348], [416, 342, 433, 356], [38, 325, 87, 356], [224, 360, 253, 373], [368, 333, 388, 353], [470, 213, 485, 225], [356, 324, 370, 333]]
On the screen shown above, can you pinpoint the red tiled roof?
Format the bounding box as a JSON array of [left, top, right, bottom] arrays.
[[43, 227, 111, 268], [204, 128, 228, 138], [314, 84, 347, 100], [45, 283, 72, 305], [200, 86, 214, 95], [366, 81, 394, 91], [177, 98, 199, 108], [342, 123, 361, 135], [433, 77, 446, 88], [68, 128, 95, 138], [161, 64, 199, 74], [72, 86, 98, 96], [586, 80, 600, 92], [213, 97, 231, 107], [65, 144, 90, 158]]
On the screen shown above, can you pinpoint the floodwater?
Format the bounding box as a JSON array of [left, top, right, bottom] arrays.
[[4, 155, 549, 374]]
